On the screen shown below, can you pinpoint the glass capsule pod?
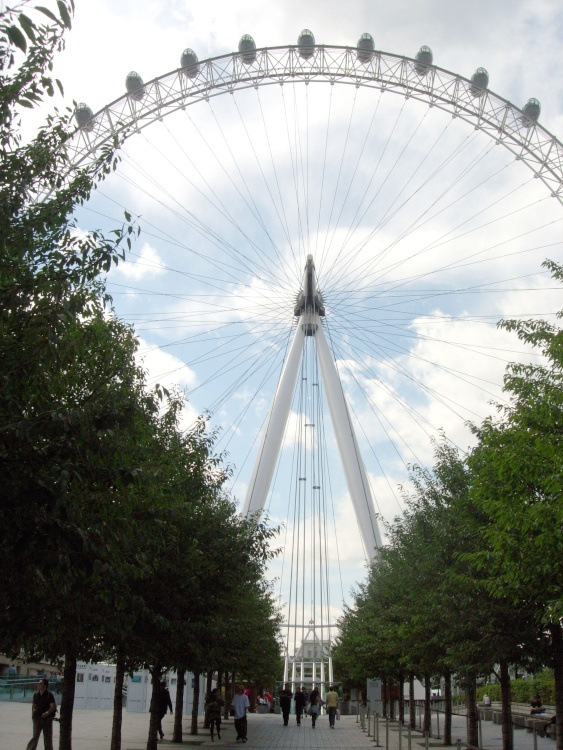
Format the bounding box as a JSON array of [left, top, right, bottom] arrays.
[[469, 67, 489, 97], [239, 34, 257, 64], [125, 71, 145, 101], [521, 97, 541, 127], [180, 48, 200, 78], [414, 45, 433, 76], [74, 102, 95, 132], [357, 33, 375, 63], [297, 29, 315, 59]]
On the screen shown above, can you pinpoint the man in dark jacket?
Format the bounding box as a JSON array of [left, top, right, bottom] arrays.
[[294, 686, 306, 725], [279, 684, 292, 726], [157, 680, 173, 740], [26, 678, 57, 750]]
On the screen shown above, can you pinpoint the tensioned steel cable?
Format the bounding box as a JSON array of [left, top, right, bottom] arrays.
[[254, 88, 300, 275], [323, 132, 496, 292], [206, 98, 297, 289]]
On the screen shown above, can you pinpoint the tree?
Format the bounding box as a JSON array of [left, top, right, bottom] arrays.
[[468, 260, 563, 750]]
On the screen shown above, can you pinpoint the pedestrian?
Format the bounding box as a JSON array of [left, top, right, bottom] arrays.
[[232, 686, 250, 742], [325, 684, 339, 728], [26, 678, 57, 750], [205, 688, 224, 741], [294, 686, 306, 726], [301, 687, 309, 719], [279, 683, 292, 726], [157, 680, 173, 740], [309, 687, 320, 728]]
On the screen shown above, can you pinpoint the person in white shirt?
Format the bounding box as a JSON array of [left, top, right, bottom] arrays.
[[232, 686, 250, 743]]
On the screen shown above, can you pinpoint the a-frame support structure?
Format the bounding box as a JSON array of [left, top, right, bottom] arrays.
[[242, 255, 382, 556]]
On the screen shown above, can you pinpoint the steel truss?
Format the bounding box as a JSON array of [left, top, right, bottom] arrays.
[[69, 44, 563, 203]]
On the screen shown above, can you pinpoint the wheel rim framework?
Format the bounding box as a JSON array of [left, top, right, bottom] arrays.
[[69, 44, 563, 204]]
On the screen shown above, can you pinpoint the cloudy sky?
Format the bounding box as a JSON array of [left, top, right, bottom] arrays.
[[23, 0, 563, 652]]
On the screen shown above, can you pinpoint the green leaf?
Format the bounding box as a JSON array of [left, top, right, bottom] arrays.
[[35, 6, 59, 24], [57, 0, 73, 29], [18, 14, 37, 41], [6, 25, 27, 52]]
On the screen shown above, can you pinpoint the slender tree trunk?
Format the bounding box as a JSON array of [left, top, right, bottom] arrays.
[[190, 672, 200, 735], [173, 668, 186, 743], [59, 651, 77, 750], [409, 673, 416, 729], [549, 622, 563, 750], [217, 672, 223, 694], [382, 677, 388, 718], [398, 672, 405, 724], [499, 659, 513, 750], [147, 665, 161, 750], [110, 646, 126, 750], [424, 673, 431, 735], [203, 671, 212, 728], [444, 670, 452, 746], [390, 679, 396, 720], [465, 676, 479, 748]]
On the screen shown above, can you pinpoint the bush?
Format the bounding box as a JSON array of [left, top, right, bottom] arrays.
[[477, 671, 555, 705]]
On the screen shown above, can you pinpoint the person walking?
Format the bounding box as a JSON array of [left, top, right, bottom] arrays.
[[232, 686, 250, 742], [157, 680, 173, 740], [26, 678, 57, 750], [326, 685, 339, 728], [279, 684, 292, 726], [309, 687, 320, 728], [206, 688, 224, 741], [294, 686, 306, 725]]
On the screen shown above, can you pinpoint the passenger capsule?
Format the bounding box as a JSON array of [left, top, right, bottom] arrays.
[[297, 29, 315, 59], [126, 71, 145, 101], [414, 45, 433, 76], [180, 48, 200, 78], [469, 67, 489, 97], [357, 33, 375, 63], [239, 34, 256, 64], [75, 103, 94, 132], [521, 98, 541, 127]]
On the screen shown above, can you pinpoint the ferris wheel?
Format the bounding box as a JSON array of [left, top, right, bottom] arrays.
[[69, 31, 563, 688]]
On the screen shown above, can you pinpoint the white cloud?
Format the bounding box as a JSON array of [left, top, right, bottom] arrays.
[[113, 242, 166, 281]]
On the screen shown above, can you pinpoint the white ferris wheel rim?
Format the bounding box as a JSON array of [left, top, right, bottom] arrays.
[[69, 43, 563, 205]]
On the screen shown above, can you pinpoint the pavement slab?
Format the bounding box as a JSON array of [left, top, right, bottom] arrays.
[[0, 702, 557, 750]]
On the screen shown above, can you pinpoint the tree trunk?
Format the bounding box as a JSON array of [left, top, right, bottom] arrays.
[[499, 659, 514, 750], [110, 646, 126, 750], [146, 666, 161, 750], [550, 622, 563, 750], [465, 676, 479, 748], [382, 677, 388, 718], [190, 672, 200, 735], [390, 679, 396, 720], [424, 673, 431, 735], [203, 671, 212, 728], [409, 673, 416, 729], [59, 651, 77, 750], [398, 671, 405, 724], [173, 668, 186, 743], [217, 672, 223, 694], [444, 670, 452, 746]]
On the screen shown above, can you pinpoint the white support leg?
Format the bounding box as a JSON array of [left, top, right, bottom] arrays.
[[242, 322, 305, 516], [314, 317, 382, 556]]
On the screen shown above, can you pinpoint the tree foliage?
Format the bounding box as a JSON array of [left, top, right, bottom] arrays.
[[1, 6, 282, 750]]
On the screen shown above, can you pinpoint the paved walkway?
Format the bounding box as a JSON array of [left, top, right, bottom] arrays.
[[0, 702, 556, 750]]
